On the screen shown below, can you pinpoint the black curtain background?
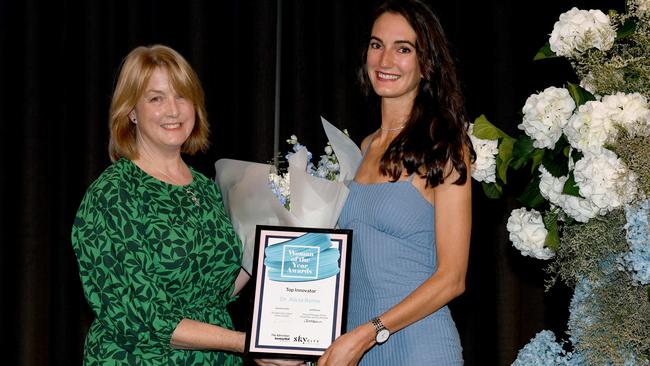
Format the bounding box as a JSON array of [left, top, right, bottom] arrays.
[[0, 0, 620, 364]]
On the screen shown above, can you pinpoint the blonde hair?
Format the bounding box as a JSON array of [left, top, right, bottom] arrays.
[[108, 44, 209, 161]]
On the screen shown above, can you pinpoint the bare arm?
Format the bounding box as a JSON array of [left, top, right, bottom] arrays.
[[170, 319, 246, 352], [171, 321, 307, 365], [169, 267, 251, 351], [169, 267, 250, 351], [169, 269, 308, 366]]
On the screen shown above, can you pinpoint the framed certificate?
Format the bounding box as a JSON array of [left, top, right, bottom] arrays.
[[245, 225, 352, 360]]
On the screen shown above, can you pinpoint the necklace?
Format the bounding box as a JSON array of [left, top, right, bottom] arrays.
[[185, 188, 200, 208], [380, 124, 405, 132], [140, 153, 200, 208], [154, 167, 200, 208]]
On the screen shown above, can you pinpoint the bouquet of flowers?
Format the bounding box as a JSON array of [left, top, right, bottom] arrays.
[[215, 117, 362, 274], [470, 1, 649, 364], [268, 129, 350, 210]]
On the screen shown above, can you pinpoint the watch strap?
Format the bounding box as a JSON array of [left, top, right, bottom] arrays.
[[371, 317, 386, 332]]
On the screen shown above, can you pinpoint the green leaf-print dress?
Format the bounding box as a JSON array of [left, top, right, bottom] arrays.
[[71, 158, 243, 365]]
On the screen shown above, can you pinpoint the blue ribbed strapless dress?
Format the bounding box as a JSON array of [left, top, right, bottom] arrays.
[[338, 178, 463, 365]]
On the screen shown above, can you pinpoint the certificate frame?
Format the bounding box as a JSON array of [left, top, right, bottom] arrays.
[[245, 225, 352, 361]]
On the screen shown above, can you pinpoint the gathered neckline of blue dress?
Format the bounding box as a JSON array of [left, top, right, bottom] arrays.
[[350, 180, 435, 211], [351, 179, 411, 187]]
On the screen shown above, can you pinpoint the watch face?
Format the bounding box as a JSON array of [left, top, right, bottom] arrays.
[[376, 328, 390, 343]]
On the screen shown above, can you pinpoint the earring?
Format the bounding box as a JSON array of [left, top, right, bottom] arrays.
[[131, 118, 137, 124]]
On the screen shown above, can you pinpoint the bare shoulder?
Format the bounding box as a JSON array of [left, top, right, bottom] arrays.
[[359, 131, 378, 153]]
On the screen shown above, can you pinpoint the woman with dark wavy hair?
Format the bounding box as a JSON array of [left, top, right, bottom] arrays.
[[319, 0, 474, 364]]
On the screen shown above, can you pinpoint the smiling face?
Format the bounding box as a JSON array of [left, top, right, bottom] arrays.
[[129, 67, 196, 156], [366, 12, 422, 103]]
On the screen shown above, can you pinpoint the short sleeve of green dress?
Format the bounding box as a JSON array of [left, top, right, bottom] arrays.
[[71, 159, 243, 365]]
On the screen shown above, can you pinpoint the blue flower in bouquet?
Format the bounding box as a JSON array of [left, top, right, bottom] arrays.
[[285, 135, 316, 173], [315, 144, 341, 181]]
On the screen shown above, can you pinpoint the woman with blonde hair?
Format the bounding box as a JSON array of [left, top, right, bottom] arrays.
[[72, 44, 303, 366]]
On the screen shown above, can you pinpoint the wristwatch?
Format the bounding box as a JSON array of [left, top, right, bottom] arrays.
[[370, 317, 390, 344]]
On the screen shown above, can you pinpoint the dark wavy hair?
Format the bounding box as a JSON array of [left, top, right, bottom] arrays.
[[359, 0, 475, 187]]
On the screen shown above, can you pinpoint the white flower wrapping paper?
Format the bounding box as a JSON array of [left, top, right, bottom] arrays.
[[214, 117, 362, 274]]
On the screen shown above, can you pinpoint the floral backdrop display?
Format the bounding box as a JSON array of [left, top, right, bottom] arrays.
[[469, 1, 649, 364]]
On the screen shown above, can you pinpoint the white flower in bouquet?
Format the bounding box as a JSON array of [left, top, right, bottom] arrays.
[[549, 7, 616, 58], [268, 171, 290, 209], [286, 134, 299, 145], [315, 143, 342, 181], [519, 86, 576, 149], [602, 92, 650, 138], [538, 165, 600, 223], [563, 100, 617, 153], [573, 150, 639, 214], [468, 123, 498, 183], [507, 207, 554, 260]]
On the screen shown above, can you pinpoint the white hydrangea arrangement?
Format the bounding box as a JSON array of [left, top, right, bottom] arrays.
[[572, 150, 638, 214], [538, 165, 600, 223], [549, 8, 616, 58], [604, 92, 650, 138], [519, 86, 576, 149], [563, 99, 619, 153], [470, 1, 649, 364], [563, 93, 650, 153]]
